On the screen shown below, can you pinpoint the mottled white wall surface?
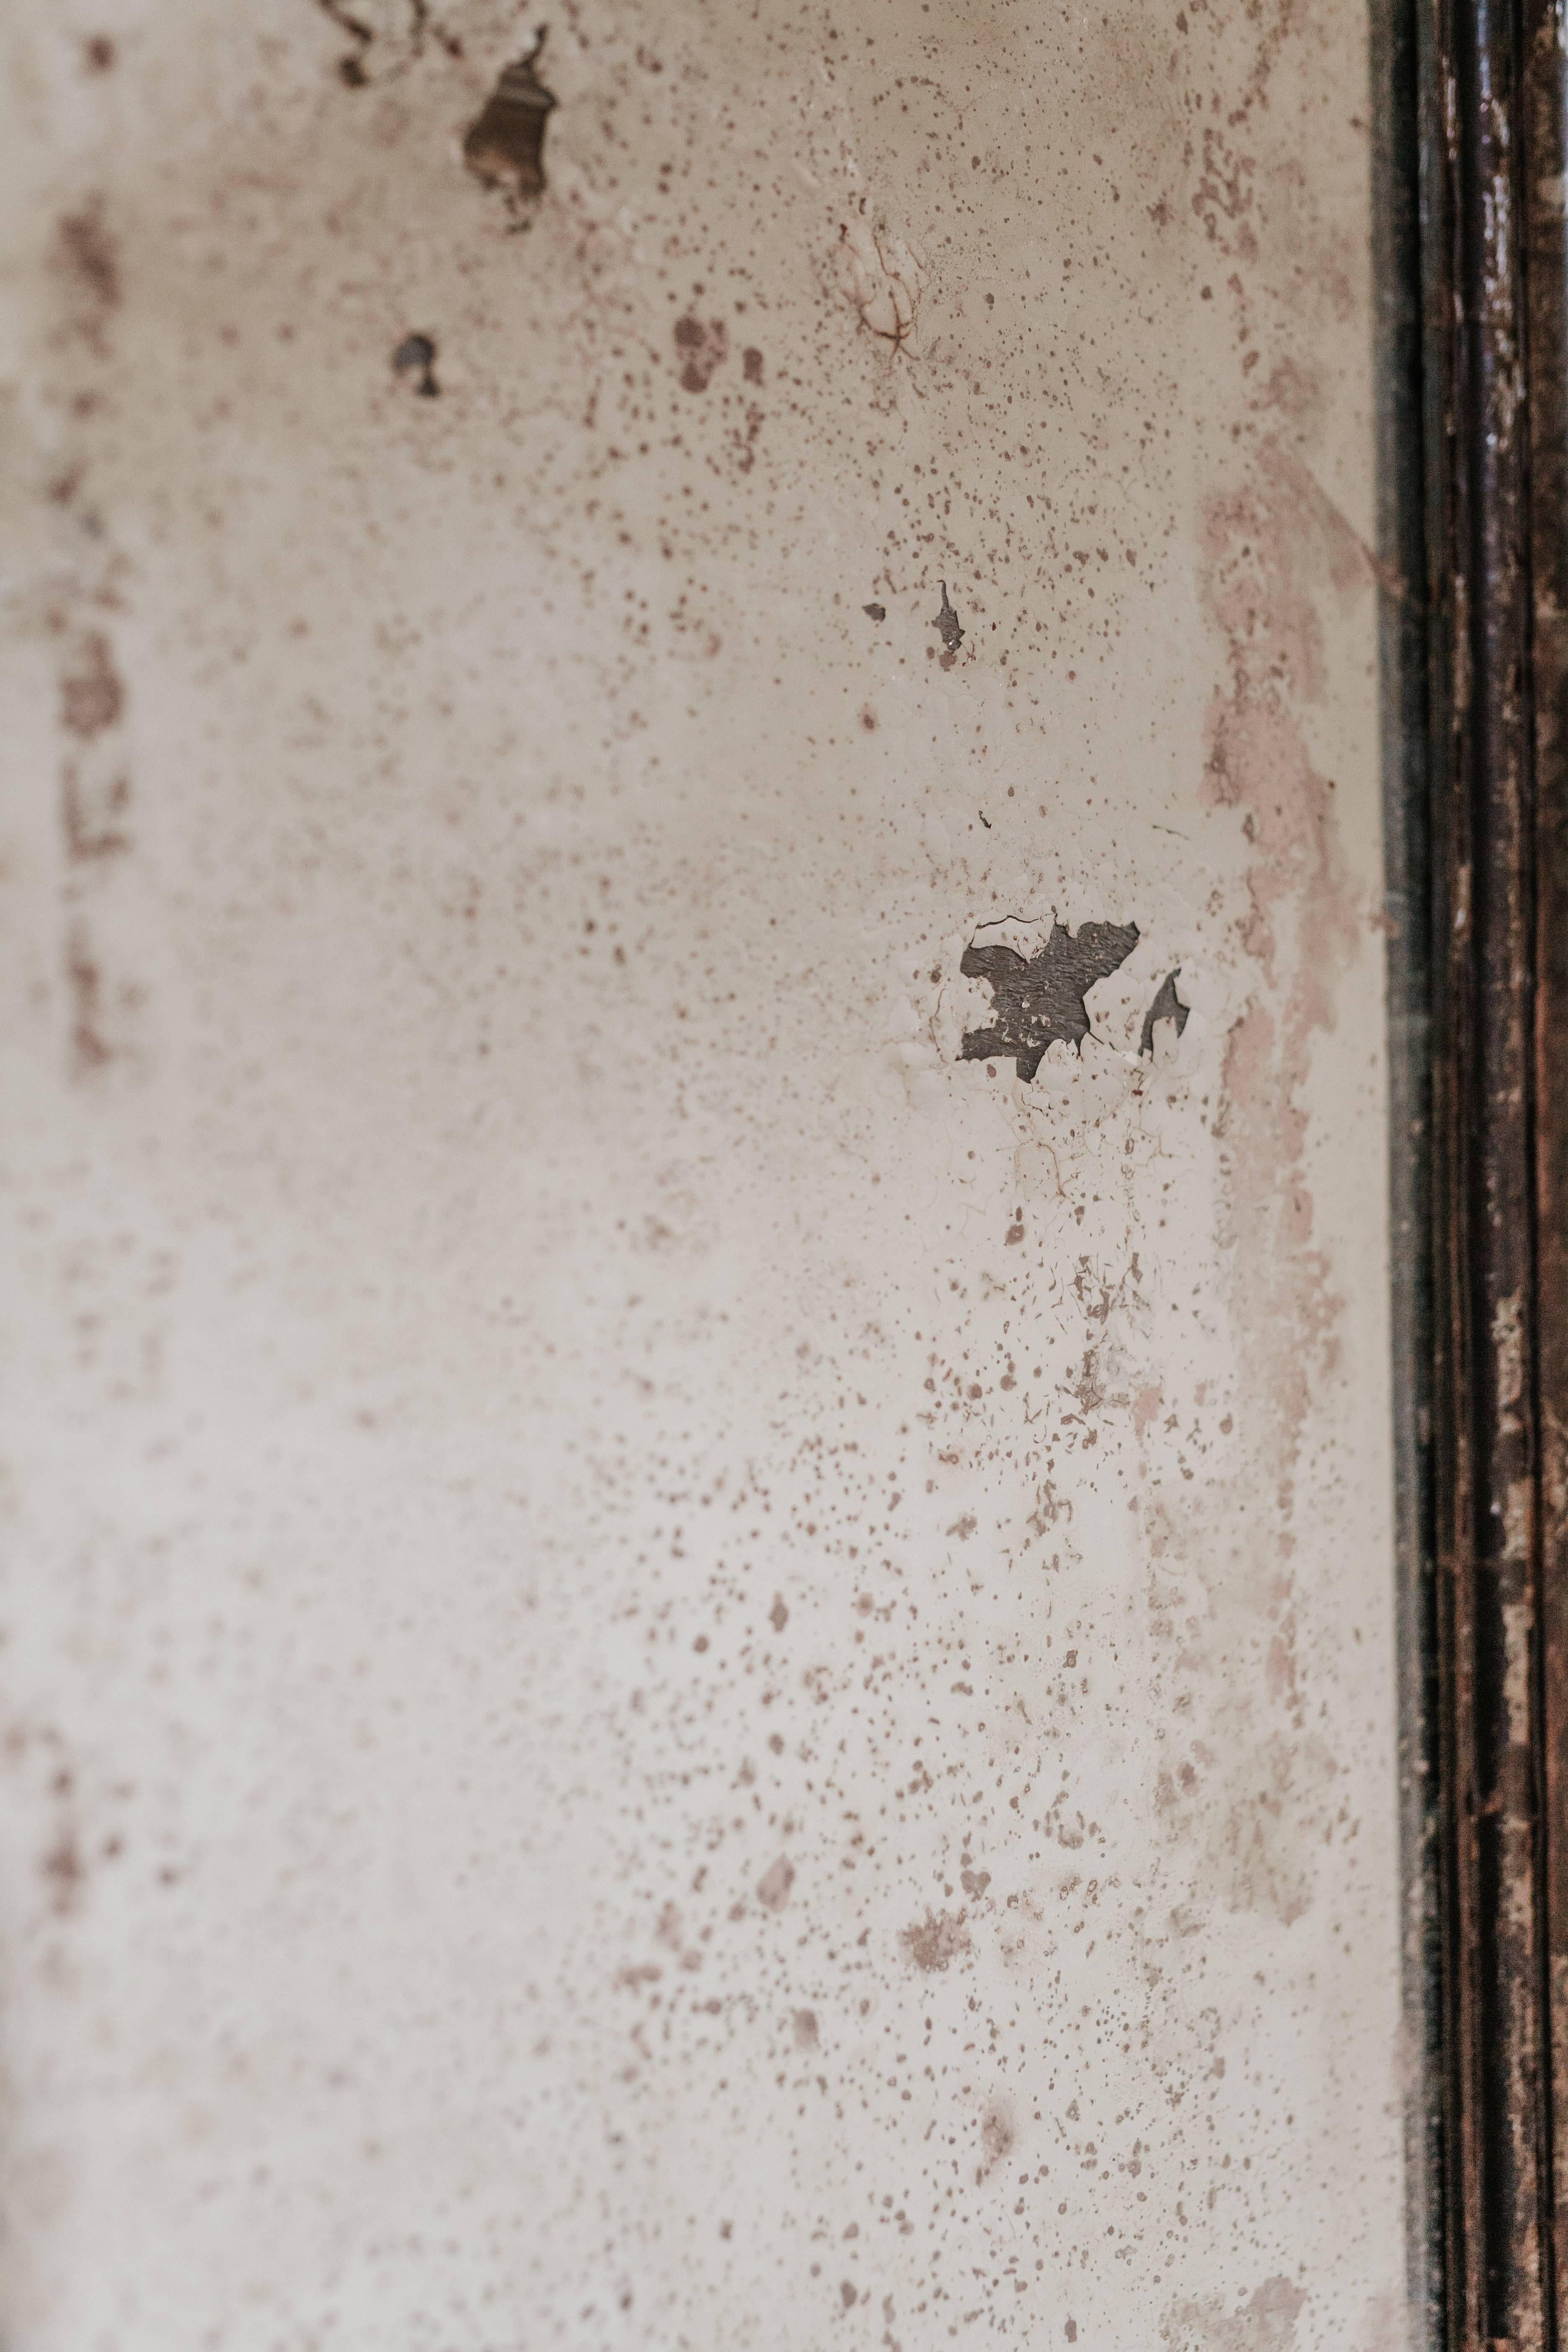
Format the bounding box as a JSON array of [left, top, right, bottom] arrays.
[[0, 0, 1406, 2345]]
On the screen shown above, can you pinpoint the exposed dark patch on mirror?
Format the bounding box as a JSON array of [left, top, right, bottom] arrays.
[[959, 920, 1140, 1081], [463, 32, 557, 213], [1138, 968, 1189, 1057], [392, 333, 440, 396], [933, 581, 964, 659], [863, 601, 887, 622]]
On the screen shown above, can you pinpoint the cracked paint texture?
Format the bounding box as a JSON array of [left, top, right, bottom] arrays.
[[0, 0, 1403, 2346]]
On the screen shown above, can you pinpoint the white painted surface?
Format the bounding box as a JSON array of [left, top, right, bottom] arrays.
[[1, 1, 1404, 2345]]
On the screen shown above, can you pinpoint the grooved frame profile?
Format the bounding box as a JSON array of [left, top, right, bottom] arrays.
[[1384, 0, 1568, 2341]]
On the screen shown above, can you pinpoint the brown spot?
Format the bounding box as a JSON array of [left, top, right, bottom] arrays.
[[61, 766, 131, 863], [65, 929, 111, 1074], [82, 34, 116, 71], [898, 1906, 971, 1971], [769, 1594, 788, 1632], [674, 315, 729, 393], [616, 1961, 662, 1988], [743, 346, 764, 384], [42, 1830, 83, 1912], [59, 633, 124, 740], [756, 1854, 794, 1912], [655, 1900, 685, 1950], [841, 2282, 857, 2309], [56, 199, 119, 350], [861, 707, 877, 731], [792, 2008, 819, 2048]]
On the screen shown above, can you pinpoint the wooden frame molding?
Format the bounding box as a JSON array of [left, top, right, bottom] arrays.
[[1383, 0, 1568, 2340]]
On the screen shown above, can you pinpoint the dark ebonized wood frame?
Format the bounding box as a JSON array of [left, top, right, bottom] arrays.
[[1378, 1, 1568, 2342]]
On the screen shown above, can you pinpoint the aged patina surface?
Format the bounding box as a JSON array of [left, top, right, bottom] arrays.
[[0, 1, 1406, 2343]]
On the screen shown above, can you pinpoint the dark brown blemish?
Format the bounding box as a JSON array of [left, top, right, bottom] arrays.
[[1139, 967, 1190, 1056], [769, 1594, 788, 1631], [392, 333, 440, 396], [60, 633, 124, 740], [673, 314, 729, 393], [463, 34, 557, 211], [56, 199, 119, 350], [863, 601, 887, 622], [959, 920, 1140, 1081], [318, 0, 374, 83], [82, 34, 116, 72], [899, 1906, 971, 1971], [742, 346, 764, 384], [756, 1855, 794, 1911], [841, 2282, 857, 2309]]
